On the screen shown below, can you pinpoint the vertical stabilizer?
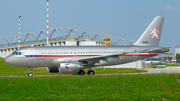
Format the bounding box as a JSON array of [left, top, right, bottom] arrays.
[[134, 16, 164, 46]]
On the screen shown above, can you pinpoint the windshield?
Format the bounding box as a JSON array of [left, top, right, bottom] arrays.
[[11, 52, 15, 55], [11, 52, 22, 55]]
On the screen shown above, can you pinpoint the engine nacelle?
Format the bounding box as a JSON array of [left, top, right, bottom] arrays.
[[47, 67, 59, 73], [58, 62, 84, 73]]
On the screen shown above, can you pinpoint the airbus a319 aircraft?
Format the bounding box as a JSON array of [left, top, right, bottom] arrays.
[[4, 16, 170, 76]]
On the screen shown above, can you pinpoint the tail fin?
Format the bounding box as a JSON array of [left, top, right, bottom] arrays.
[[134, 16, 165, 46]]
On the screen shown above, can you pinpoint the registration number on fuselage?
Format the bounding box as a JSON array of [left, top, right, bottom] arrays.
[[36, 58, 45, 60]]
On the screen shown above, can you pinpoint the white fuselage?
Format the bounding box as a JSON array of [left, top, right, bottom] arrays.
[[4, 45, 160, 68]]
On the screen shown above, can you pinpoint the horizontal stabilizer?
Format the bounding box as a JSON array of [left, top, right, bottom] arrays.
[[147, 47, 173, 53]]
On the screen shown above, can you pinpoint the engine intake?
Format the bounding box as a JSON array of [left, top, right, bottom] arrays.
[[58, 62, 84, 73], [47, 67, 59, 73]]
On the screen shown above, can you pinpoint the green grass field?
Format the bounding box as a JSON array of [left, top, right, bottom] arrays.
[[1, 58, 180, 100], [0, 74, 180, 101]]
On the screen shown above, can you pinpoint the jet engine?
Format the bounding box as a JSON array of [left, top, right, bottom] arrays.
[[47, 67, 59, 73], [58, 62, 84, 73]]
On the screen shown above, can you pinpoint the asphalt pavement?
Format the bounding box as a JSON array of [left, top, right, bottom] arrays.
[[1, 68, 180, 77], [141, 68, 180, 74]]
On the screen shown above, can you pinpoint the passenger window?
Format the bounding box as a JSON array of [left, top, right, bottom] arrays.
[[19, 52, 21, 55]]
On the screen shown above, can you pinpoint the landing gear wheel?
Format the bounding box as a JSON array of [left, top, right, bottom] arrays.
[[87, 70, 95, 75], [78, 70, 85, 75], [28, 73, 33, 77]]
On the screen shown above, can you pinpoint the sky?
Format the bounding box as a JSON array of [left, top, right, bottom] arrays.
[[0, 0, 180, 55]]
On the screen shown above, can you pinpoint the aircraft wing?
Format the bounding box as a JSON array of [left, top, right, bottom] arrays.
[[147, 47, 173, 53], [73, 52, 132, 65], [78, 53, 122, 61]]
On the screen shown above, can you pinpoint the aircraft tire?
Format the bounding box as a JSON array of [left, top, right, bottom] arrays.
[[87, 70, 95, 75], [28, 73, 33, 77], [78, 70, 85, 75]]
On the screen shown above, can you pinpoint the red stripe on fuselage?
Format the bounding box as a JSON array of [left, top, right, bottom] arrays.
[[122, 54, 158, 56], [37, 54, 158, 57]]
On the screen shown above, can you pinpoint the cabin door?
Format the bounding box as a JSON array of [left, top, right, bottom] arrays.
[[132, 47, 138, 58], [28, 48, 34, 59], [74, 51, 77, 57]]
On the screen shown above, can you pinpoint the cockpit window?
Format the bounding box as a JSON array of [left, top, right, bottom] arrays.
[[15, 52, 18, 55], [11, 52, 21, 55], [12, 52, 15, 55]]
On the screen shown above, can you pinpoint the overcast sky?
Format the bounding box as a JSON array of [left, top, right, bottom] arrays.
[[0, 0, 180, 54]]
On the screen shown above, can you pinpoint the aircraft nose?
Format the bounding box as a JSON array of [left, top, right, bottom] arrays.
[[4, 56, 12, 65]]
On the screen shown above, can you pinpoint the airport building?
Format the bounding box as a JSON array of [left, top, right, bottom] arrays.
[[175, 46, 180, 58]]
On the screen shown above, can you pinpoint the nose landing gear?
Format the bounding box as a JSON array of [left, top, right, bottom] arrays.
[[28, 67, 33, 77]]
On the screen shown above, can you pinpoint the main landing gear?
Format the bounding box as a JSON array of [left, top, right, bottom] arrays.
[[87, 70, 95, 75], [78, 70, 85, 75], [78, 69, 95, 75], [28, 67, 33, 77]]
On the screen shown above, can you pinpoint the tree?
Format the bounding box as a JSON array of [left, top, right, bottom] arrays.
[[175, 53, 180, 61]]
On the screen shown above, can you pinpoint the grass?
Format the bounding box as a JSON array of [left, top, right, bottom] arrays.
[[0, 57, 147, 76], [0, 74, 180, 101], [1, 58, 180, 100]]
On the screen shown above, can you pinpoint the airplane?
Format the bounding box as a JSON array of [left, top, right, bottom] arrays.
[[4, 16, 170, 76]]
